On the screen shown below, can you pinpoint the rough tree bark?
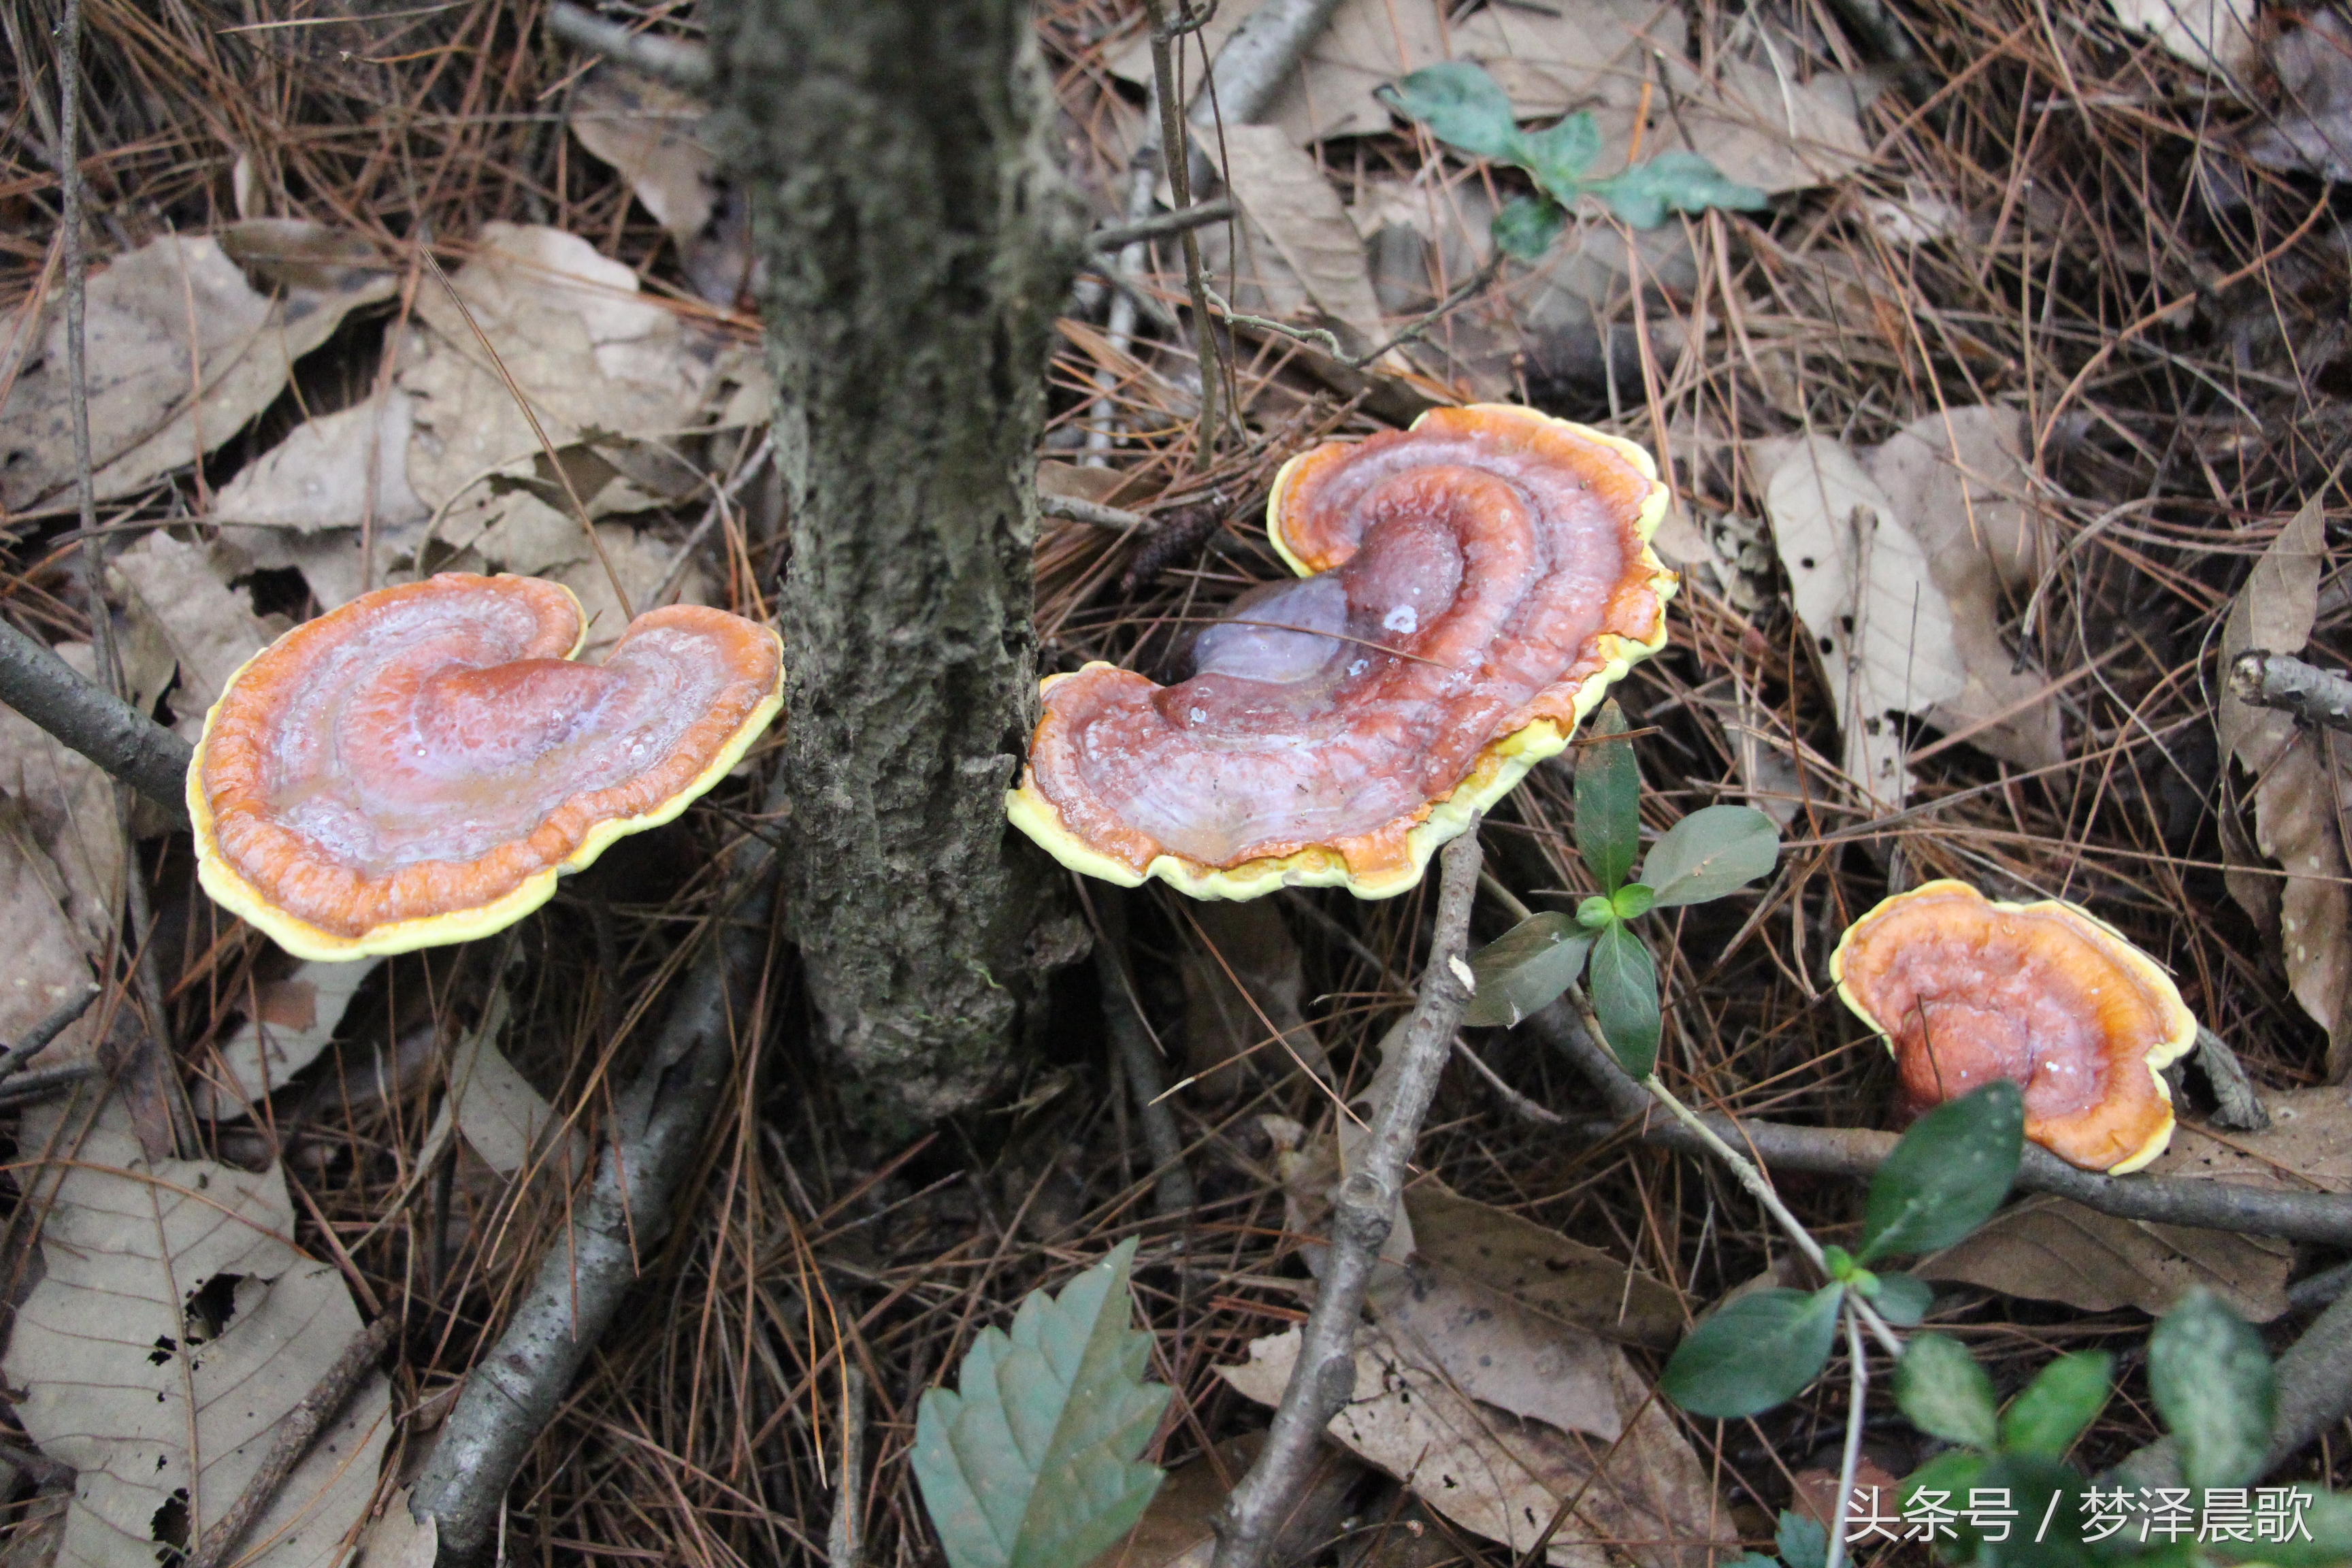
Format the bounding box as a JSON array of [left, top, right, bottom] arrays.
[[706, 0, 1085, 1128]]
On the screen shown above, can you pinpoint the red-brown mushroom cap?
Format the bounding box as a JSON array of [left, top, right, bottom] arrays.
[[1007, 404, 1676, 900], [189, 573, 783, 960], [1829, 879, 2198, 1173]]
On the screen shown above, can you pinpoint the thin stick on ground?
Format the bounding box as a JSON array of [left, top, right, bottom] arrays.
[[0, 986, 99, 1092], [1524, 1003, 2352, 1243], [187, 1317, 396, 1568], [0, 620, 192, 822], [546, 1, 711, 89], [408, 770, 788, 1558], [1210, 822, 1484, 1568], [828, 1365, 867, 1568]]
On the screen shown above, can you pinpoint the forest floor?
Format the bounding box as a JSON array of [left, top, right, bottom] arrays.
[[2, 0, 2351, 1564]]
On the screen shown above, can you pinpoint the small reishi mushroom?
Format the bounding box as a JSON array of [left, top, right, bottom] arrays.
[[1007, 404, 1675, 899], [1829, 879, 2198, 1173], [189, 573, 782, 961]]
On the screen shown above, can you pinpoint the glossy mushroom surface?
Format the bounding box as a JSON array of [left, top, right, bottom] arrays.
[[1009, 404, 1674, 899], [1830, 879, 2197, 1173], [191, 573, 782, 960]]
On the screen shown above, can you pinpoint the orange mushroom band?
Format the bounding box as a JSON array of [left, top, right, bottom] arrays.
[[1830, 880, 2198, 1174], [190, 574, 783, 962], [1008, 404, 1676, 900]]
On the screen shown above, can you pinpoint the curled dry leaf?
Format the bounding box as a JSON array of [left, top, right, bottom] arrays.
[[1369, 1261, 1627, 1441], [193, 959, 382, 1120], [1221, 1322, 1729, 1568], [2214, 495, 2352, 1077], [4, 1096, 389, 1568], [1765, 436, 1968, 808], [0, 229, 394, 510]]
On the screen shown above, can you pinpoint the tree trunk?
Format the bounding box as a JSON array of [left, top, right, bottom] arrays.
[[706, 0, 1084, 1128]]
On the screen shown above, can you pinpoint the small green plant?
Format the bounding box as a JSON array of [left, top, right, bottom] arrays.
[[1377, 61, 1768, 258], [1661, 1079, 2025, 1418], [911, 1239, 1171, 1568], [1465, 700, 1780, 1075]]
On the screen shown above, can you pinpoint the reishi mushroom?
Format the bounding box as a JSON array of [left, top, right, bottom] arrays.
[[189, 573, 783, 961], [1829, 879, 2198, 1173], [1007, 404, 1676, 899]]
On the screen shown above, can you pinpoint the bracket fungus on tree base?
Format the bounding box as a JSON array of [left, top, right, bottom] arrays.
[[1829, 879, 2198, 1174], [190, 573, 783, 961], [1008, 404, 1675, 900]]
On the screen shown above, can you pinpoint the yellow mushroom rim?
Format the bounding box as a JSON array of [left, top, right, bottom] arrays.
[[1007, 404, 1678, 900], [189, 575, 784, 962], [1829, 879, 2200, 1175]]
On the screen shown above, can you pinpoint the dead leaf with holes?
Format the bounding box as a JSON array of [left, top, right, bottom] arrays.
[[1860, 408, 2064, 772], [3, 1094, 389, 1568], [1222, 1322, 1728, 1568], [2215, 495, 2352, 1077], [193, 959, 383, 1120], [1764, 436, 1970, 808], [0, 227, 395, 511]]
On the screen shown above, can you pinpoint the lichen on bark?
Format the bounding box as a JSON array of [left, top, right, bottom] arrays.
[[705, 0, 1085, 1129]]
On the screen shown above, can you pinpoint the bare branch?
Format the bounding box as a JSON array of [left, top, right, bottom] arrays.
[[1211, 823, 1484, 1568], [1522, 1002, 2352, 1244], [1041, 493, 1154, 533], [2230, 650, 2352, 736], [0, 619, 192, 824], [0, 985, 99, 1092], [1090, 199, 1235, 252], [546, 1, 710, 91]]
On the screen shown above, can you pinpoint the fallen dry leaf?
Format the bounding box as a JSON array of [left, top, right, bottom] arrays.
[[5, 1094, 390, 1568], [2244, 10, 2352, 180], [0, 641, 125, 945], [355, 1489, 437, 1568], [193, 959, 382, 1120], [430, 987, 587, 1180], [0, 229, 394, 510], [1215, 125, 1389, 356], [1860, 407, 2063, 772], [570, 67, 717, 250], [1764, 436, 1969, 808], [108, 530, 270, 740], [210, 391, 425, 534], [1370, 1261, 1626, 1441], [1222, 1323, 1728, 1568], [0, 825, 103, 1071], [2214, 495, 2352, 1075], [1915, 1191, 2292, 1321], [1402, 1184, 1684, 1350], [2154, 1088, 2352, 1192]]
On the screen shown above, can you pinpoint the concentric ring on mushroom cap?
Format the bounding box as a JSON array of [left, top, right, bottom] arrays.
[[189, 573, 783, 961], [1008, 404, 1676, 900], [1829, 879, 2199, 1174]]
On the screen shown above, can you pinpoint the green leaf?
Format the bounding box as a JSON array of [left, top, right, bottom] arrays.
[[1574, 701, 1639, 893], [1776, 1509, 1828, 1568], [1464, 914, 1593, 1028], [1377, 61, 1525, 161], [1639, 805, 1780, 908], [1998, 1351, 2112, 1459], [1940, 1454, 2094, 1568], [1490, 195, 1565, 260], [1612, 882, 1656, 919], [1519, 111, 1604, 194], [1821, 1244, 1857, 1282], [1587, 920, 1661, 1078], [1585, 151, 1769, 229], [1856, 1081, 2023, 1265], [913, 1239, 1171, 1568], [1896, 1334, 1999, 1450], [1719, 1556, 1778, 1568], [1576, 896, 1616, 930], [1893, 1450, 1989, 1565], [2149, 1288, 2275, 1491], [1868, 1271, 1934, 1326], [1661, 1285, 1842, 1418]]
